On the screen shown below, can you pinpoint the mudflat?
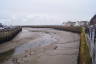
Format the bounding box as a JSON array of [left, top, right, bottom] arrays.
[[0, 28, 80, 64]]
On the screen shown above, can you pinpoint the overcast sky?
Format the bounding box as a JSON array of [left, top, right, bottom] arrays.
[[0, 0, 96, 25]]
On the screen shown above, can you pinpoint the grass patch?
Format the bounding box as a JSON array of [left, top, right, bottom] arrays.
[[79, 27, 91, 64]]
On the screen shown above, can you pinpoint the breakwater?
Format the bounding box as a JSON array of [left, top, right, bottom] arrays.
[[22, 25, 81, 33], [0, 26, 22, 43]]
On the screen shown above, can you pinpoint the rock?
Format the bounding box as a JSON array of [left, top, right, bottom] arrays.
[[53, 46, 58, 50]]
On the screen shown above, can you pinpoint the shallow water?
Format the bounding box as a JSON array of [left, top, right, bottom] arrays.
[[0, 29, 56, 54], [14, 32, 57, 55], [0, 28, 57, 60]]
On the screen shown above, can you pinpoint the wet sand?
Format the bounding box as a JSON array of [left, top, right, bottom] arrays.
[[0, 28, 80, 64]]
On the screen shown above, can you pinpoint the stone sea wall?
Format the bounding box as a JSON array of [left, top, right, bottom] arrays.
[[22, 25, 81, 33], [0, 26, 22, 43]]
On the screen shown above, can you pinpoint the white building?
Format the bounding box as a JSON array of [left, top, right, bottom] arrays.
[[62, 21, 76, 26], [76, 21, 89, 26], [62, 21, 89, 27]]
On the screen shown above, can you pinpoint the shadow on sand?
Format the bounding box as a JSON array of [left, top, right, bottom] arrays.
[[0, 49, 15, 63]]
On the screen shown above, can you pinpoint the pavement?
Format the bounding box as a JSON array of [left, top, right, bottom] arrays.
[[0, 28, 80, 64]]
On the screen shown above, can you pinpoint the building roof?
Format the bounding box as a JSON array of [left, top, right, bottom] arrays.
[[0, 23, 3, 27], [90, 14, 96, 25]]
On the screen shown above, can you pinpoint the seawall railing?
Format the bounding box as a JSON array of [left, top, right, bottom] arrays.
[[87, 25, 96, 64]]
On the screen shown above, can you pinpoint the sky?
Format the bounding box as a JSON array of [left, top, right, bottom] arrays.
[[0, 0, 96, 25]]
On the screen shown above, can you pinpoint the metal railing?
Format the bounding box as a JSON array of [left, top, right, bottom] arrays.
[[88, 25, 96, 64]]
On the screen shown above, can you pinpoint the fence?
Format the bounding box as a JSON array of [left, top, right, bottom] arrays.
[[88, 25, 96, 64]]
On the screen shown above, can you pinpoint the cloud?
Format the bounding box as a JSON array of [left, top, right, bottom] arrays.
[[0, 0, 96, 25]]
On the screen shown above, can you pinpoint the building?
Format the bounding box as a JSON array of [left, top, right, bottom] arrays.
[[77, 21, 89, 27], [62, 21, 89, 27], [63, 21, 76, 26], [90, 14, 96, 25], [0, 23, 3, 27]]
